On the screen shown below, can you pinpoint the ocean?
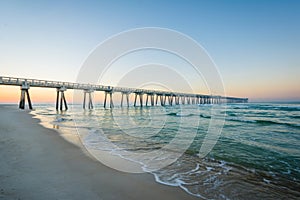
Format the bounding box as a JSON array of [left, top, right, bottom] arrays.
[[31, 102, 300, 199]]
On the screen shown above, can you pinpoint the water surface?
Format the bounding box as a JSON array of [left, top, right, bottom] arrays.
[[32, 102, 300, 199]]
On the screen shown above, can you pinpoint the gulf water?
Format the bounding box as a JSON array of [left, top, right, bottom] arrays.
[[32, 102, 300, 199]]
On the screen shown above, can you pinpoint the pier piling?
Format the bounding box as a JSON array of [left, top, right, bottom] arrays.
[[19, 81, 32, 109], [145, 93, 154, 106], [134, 92, 143, 107], [120, 92, 130, 107], [104, 91, 113, 108], [83, 89, 94, 109], [56, 86, 68, 111]]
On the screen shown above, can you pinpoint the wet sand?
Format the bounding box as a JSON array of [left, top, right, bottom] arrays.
[[0, 105, 198, 200]]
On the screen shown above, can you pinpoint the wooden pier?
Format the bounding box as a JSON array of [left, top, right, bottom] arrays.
[[0, 76, 248, 110]]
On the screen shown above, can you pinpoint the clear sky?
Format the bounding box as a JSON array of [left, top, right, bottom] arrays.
[[0, 0, 299, 103]]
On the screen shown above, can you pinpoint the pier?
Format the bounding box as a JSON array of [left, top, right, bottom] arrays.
[[0, 76, 248, 110]]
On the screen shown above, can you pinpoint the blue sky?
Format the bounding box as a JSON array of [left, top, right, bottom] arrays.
[[0, 0, 299, 101]]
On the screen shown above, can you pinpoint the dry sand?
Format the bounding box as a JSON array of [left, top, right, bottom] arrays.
[[0, 105, 199, 200]]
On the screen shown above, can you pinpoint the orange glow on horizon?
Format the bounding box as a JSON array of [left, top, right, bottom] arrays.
[[1, 83, 299, 105], [223, 75, 300, 101], [0, 86, 74, 104]]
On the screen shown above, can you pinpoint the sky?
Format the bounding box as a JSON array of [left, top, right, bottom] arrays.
[[0, 0, 299, 103]]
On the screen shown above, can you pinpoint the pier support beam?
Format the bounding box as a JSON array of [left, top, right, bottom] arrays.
[[181, 96, 185, 104], [155, 94, 165, 106], [167, 95, 173, 106], [19, 81, 32, 110], [145, 94, 149, 106], [104, 91, 114, 108], [145, 94, 154, 106], [159, 95, 166, 106], [134, 93, 144, 107], [192, 97, 195, 104], [150, 94, 154, 106], [121, 92, 130, 107], [175, 96, 180, 105], [187, 97, 191, 104], [56, 86, 68, 111], [155, 94, 159, 105], [83, 89, 94, 109]]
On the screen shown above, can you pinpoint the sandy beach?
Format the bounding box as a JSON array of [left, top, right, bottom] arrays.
[[0, 105, 198, 200]]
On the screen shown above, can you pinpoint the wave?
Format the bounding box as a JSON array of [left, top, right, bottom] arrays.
[[34, 112, 58, 116], [290, 115, 300, 119], [232, 105, 249, 109], [220, 111, 237, 116], [256, 120, 299, 128], [276, 107, 300, 112], [166, 112, 194, 117], [148, 159, 233, 199], [226, 118, 256, 123], [199, 114, 211, 119], [169, 112, 224, 119], [255, 119, 282, 125], [53, 117, 73, 122], [226, 117, 300, 128], [166, 112, 178, 116], [247, 105, 300, 112]]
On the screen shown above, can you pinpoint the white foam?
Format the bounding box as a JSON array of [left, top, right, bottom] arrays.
[[263, 178, 271, 184], [151, 172, 208, 199], [206, 166, 213, 172]]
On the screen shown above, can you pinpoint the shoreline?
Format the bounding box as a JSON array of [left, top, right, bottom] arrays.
[[0, 105, 198, 200]]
